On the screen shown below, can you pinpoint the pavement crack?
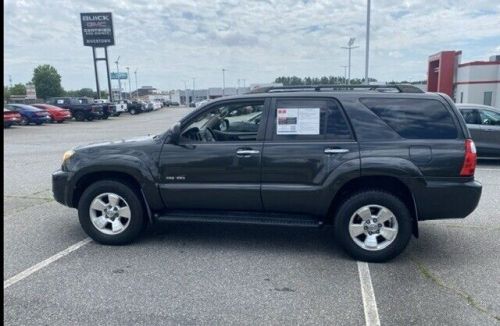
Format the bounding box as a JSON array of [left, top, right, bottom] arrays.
[[411, 258, 500, 322]]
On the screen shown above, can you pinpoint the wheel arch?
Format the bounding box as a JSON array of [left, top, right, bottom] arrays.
[[327, 175, 419, 237]]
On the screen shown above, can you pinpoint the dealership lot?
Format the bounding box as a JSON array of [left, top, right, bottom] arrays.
[[3, 108, 500, 325]]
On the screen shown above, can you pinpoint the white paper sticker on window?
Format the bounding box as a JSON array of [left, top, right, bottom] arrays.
[[276, 108, 320, 135]]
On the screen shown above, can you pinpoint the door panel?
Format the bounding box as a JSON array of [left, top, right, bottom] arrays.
[[159, 142, 263, 210]]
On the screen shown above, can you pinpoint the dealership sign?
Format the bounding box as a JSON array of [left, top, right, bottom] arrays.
[[110, 72, 128, 80], [80, 12, 115, 47]]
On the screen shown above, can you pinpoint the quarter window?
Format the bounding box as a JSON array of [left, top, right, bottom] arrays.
[[361, 98, 457, 139]]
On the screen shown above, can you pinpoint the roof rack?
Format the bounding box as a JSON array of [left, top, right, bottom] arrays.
[[248, 84, 425, 94]]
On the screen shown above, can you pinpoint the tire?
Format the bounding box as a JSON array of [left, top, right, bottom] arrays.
[[36, 122, 43, 125], [74, 111, 86, 121], [129, 108, 137, 115], [102, 114, 109, 120], [87, 115, 94, 121], [78, 180, 146, 245], [333, 190, 412, 262], [57, 120, 64, 123]]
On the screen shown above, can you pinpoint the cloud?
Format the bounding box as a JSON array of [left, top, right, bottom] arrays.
[[3, 0, 500, 90]]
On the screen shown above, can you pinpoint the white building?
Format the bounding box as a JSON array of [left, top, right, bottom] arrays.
[[455, 56, 500, 107]]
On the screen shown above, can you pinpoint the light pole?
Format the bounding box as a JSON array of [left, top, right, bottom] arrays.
[[183, 80, 188, 106], [115, 56, 121, 100], [364, 0, 371, 85], [192, 77, 196, 104], [237, 79, 240, 94], [242, 79, 246, 88], [134, 69, 138, 99], [341, 38, 359, 85], [340, 65, 348, 83], [126, 67, 131, 99], [222, 69, 226, 96]]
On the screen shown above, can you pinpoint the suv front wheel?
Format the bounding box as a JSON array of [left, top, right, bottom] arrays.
[[78, 180, 145, 245], [334, 190, 412, 262]]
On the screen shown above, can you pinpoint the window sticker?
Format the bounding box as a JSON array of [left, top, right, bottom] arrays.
[[276, 108, 320, 135]]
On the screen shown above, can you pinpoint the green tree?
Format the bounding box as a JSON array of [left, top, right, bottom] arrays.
[[9, 83, 27, 95], [77, 88, 95, 98], [4, 86, 11, 101], [32, 64, 64, 99]]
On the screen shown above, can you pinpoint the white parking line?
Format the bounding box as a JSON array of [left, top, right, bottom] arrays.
[[4, 238, 92, 289], [358, 261, 381, 326], [476, 168, 500, 171]]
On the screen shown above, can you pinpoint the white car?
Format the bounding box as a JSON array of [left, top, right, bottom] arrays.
[[152, 101, 162, 110], [112, 100, 128, 115]]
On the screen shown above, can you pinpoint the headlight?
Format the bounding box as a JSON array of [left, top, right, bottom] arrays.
[[62, 150, 75, 162]]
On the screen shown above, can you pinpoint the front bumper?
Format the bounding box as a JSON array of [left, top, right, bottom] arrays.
[[52, 169, 73, 207], [414, 179, 482, 220]]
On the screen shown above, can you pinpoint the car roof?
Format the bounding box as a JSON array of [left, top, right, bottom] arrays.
[[7, 103, 41, 110], [456, 103, 500, 111]]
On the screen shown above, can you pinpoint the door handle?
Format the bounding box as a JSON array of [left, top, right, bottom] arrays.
[[236, 149, 260, 156], [324, 148, 349, 154]]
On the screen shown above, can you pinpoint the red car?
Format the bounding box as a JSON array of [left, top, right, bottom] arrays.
[[4, 108, 22, 128], [32, 103, 72, 123]]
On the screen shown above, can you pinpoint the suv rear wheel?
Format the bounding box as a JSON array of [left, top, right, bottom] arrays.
[[78, 180, 145, 245], [334, 190, 412, 262]]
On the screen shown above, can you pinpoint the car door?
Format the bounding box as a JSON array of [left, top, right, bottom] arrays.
[[158, 98, 269, 211], [261, 97, 360, 216], [477, 108, 500, 157]]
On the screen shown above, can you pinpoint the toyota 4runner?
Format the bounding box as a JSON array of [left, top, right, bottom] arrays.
[[52, 85, 482, 262]]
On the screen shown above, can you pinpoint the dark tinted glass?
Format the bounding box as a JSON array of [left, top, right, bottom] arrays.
[[361, 98, 457, 139], [273, 99, 352, 140]]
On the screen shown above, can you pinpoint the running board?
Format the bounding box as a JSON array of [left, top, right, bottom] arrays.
[[156, 210, 323, 227]]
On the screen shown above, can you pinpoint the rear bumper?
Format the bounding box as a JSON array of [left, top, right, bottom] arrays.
[[414, 179, 482, 220], [52, 169, 74, 207]]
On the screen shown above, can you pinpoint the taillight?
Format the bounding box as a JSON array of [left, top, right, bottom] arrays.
[[460, 139, 477, 177]]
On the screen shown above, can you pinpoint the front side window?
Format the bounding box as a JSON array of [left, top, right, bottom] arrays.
[[361, 98, 457, 139], [272, 99, 352, 140], [460, 109, 480, 125], [479, 109, 500, 125], [181, 101, 264, 142]]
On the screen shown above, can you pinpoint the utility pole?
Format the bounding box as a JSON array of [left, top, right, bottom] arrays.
[[364, 0, 371, 85], [341, 38, 359, 85], [134, 69, 138, 99], [242, 79, 246, 88], [222, 69, 226, 96], [192, 77, 196, 104], [8, 75, 12, 88], [115, 56, 121, 100], [237, 79, 240, 94], [126, 67, 131, 99]]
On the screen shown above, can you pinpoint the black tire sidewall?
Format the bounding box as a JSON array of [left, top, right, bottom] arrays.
[[334, 190, 412, 262], [78, 180, 145, 245], [75, 112, 85, 121]]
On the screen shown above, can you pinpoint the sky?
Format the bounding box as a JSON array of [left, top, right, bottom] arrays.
[[4, 0, 500, 91]]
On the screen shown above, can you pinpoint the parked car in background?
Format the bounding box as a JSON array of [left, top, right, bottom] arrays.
[[170, 101, 180, 106], [457, 103, 500, 158], [93, 99, 117, 119], [32, 103, 72, 123], [195, 99, 210, 108], [152, 101, 162, 110], [125, 100, 145, 115], [46, 97, 103, 121], [4, 108, 22, 128], [188, 102, 196, 107], [112, 100, 128, 116], [5, 103, 51, 125]]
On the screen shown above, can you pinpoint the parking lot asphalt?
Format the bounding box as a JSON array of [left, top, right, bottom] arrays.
[[4, 107, 500, 325]]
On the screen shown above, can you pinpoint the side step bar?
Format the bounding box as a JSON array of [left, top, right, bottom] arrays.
[[156, 210, 323, 228]]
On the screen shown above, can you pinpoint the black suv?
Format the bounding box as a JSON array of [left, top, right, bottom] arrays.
[[46, 97, 103, 121], [52, 85, 482, 262]]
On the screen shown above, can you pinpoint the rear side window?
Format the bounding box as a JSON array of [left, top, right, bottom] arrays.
[[360, 98, 457, 139], [273, 98, 352, 140]]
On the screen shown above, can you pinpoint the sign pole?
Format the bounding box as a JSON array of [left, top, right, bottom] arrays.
[[104, 47, 113, 102], [92, 47, 101, 99]]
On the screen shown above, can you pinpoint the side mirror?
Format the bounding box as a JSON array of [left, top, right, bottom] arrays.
[[168, 123, 181, 144]]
